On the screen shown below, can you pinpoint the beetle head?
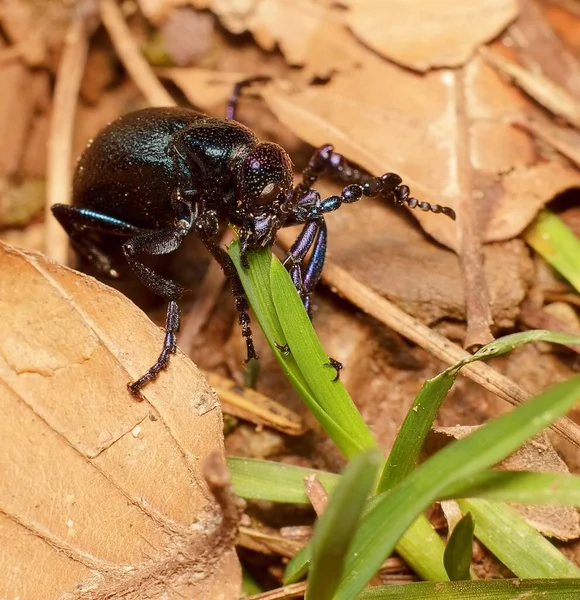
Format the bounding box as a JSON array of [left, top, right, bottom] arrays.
[[237, 142, 293, 252]]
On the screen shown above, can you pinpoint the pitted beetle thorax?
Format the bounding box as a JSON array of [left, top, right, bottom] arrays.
[[238, 142, 293, 207]]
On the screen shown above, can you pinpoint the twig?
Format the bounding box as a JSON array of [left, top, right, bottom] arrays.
[[203, 370, 305, 435], [44, 15, 90, 263], [454, 66, 493, 349], [303, 474, 329, 516], [512, 117, 580, 168], [276, 228, 580, 449], [100, 0, 175, 107], [480, 46, 580, 131], [245, 582, 307, 600]]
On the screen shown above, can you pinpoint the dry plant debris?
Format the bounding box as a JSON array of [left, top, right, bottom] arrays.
[[430, 428, 580, 541], [2, 0, 580, 593], [0, 242, 240, 600]]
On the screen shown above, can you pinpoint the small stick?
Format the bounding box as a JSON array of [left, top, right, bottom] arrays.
[[45, 15, 89, 263], [100, 0, 175, 107]]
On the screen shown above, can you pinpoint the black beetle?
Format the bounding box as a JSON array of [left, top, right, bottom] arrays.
[[52, 79, 455, 397]]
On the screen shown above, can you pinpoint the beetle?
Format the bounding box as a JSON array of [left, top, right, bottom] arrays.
[[52, 79, 455, 397]]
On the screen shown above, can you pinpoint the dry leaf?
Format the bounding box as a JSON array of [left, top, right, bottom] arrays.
[[279, 199, 533, 327], [431, 427, 580, 541], [160, 67, 246, 111], [187, 0, 327, 66], [344, 0, 519, 72], [481, 46, 580, 130], [0, 242, 241, 599], [262, 53, 580, 250]]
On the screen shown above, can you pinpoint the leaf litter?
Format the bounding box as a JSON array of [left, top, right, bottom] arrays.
[[2, 0, 580, 595]]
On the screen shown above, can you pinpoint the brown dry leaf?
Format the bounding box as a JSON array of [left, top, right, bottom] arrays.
[[262, 52, 580, 250], [279, 200, 533, 327], [0, 0, 84, 67], [431, 427, 580, 541], [344, 0, 519, 72], [187, 0, 327, 66], [481, 46, 580, 130], [0, 242, 241, 599], [160, 67, 246, 112]]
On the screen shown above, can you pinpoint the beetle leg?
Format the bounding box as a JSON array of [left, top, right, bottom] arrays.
[[198, 234, 258, 364], [226, 76, 270, 121], [292, 146, 455, 219], [284, 219, 327, 319], [51, 204, 147, 277], [123, 201, 195, 396]]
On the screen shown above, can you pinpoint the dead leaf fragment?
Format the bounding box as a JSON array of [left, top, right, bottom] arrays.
[[0, 242, 240, 599], [189, 0, 327, 66], [431, 427, 580, 541], [345, 0, 519, 72]]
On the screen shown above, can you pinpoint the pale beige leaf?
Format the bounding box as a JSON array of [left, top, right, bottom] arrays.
[[0, 242, 240, 599], [432, 427, 580, 541], [189, 0, 326, 65], [345, 0, 519, 72], [160, 68, 246, 112], [262, 53, 580, 250]]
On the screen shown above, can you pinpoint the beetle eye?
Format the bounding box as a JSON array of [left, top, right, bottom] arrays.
[[255, 182, 282, 205]]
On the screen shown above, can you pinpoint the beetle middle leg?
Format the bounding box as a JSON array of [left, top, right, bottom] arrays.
[[123, 200, 196, 396], [198, 233, 258, 364]]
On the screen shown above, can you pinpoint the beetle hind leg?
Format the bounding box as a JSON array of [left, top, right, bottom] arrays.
[[51, 204, 145, 277]]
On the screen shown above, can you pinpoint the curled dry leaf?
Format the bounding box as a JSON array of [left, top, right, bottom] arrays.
[[344, 0, 519, 72], [262, 52, 580, 250], [431, 427, 580, 541], [0, 242, 241, 599]]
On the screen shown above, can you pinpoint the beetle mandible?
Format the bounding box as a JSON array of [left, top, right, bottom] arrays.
[[52, 79, 455, 397]]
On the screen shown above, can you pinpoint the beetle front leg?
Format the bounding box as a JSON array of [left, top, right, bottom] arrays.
[[294, 145, 455, 219], [285, 219, 327, 318]]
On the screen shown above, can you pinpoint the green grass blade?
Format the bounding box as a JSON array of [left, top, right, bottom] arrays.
[[457, 499, 580, 578], [444, 513, 474, 581], [227, 457, 340, 503], [229, 456, 580, 506], [229, 242, 366, 457], [333, 375, 580, 599], [524, 210, 580, 293], [379, 330, 580, 493], [379, 371, 457, 492], [270, 256, 377, 455], [284, 545, 311, 585], [357, 579, 580, 599], [306, 450, 382, 600], [442, 470, 580, 505]]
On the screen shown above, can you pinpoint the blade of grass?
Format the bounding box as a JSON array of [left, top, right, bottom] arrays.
[[229, 242, 365, 457], [227, 457, 340, 503], [379, 330, 580, 492], [270, 256, 377, 454], [306, 450, 381, 600], [457, 499, 580, 578], [333, 375, 580, 599], [524, 210, 580, 293], [442, 470, 580, 505], [444, 512, 474, 581], [357, 579, 580, 599]]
